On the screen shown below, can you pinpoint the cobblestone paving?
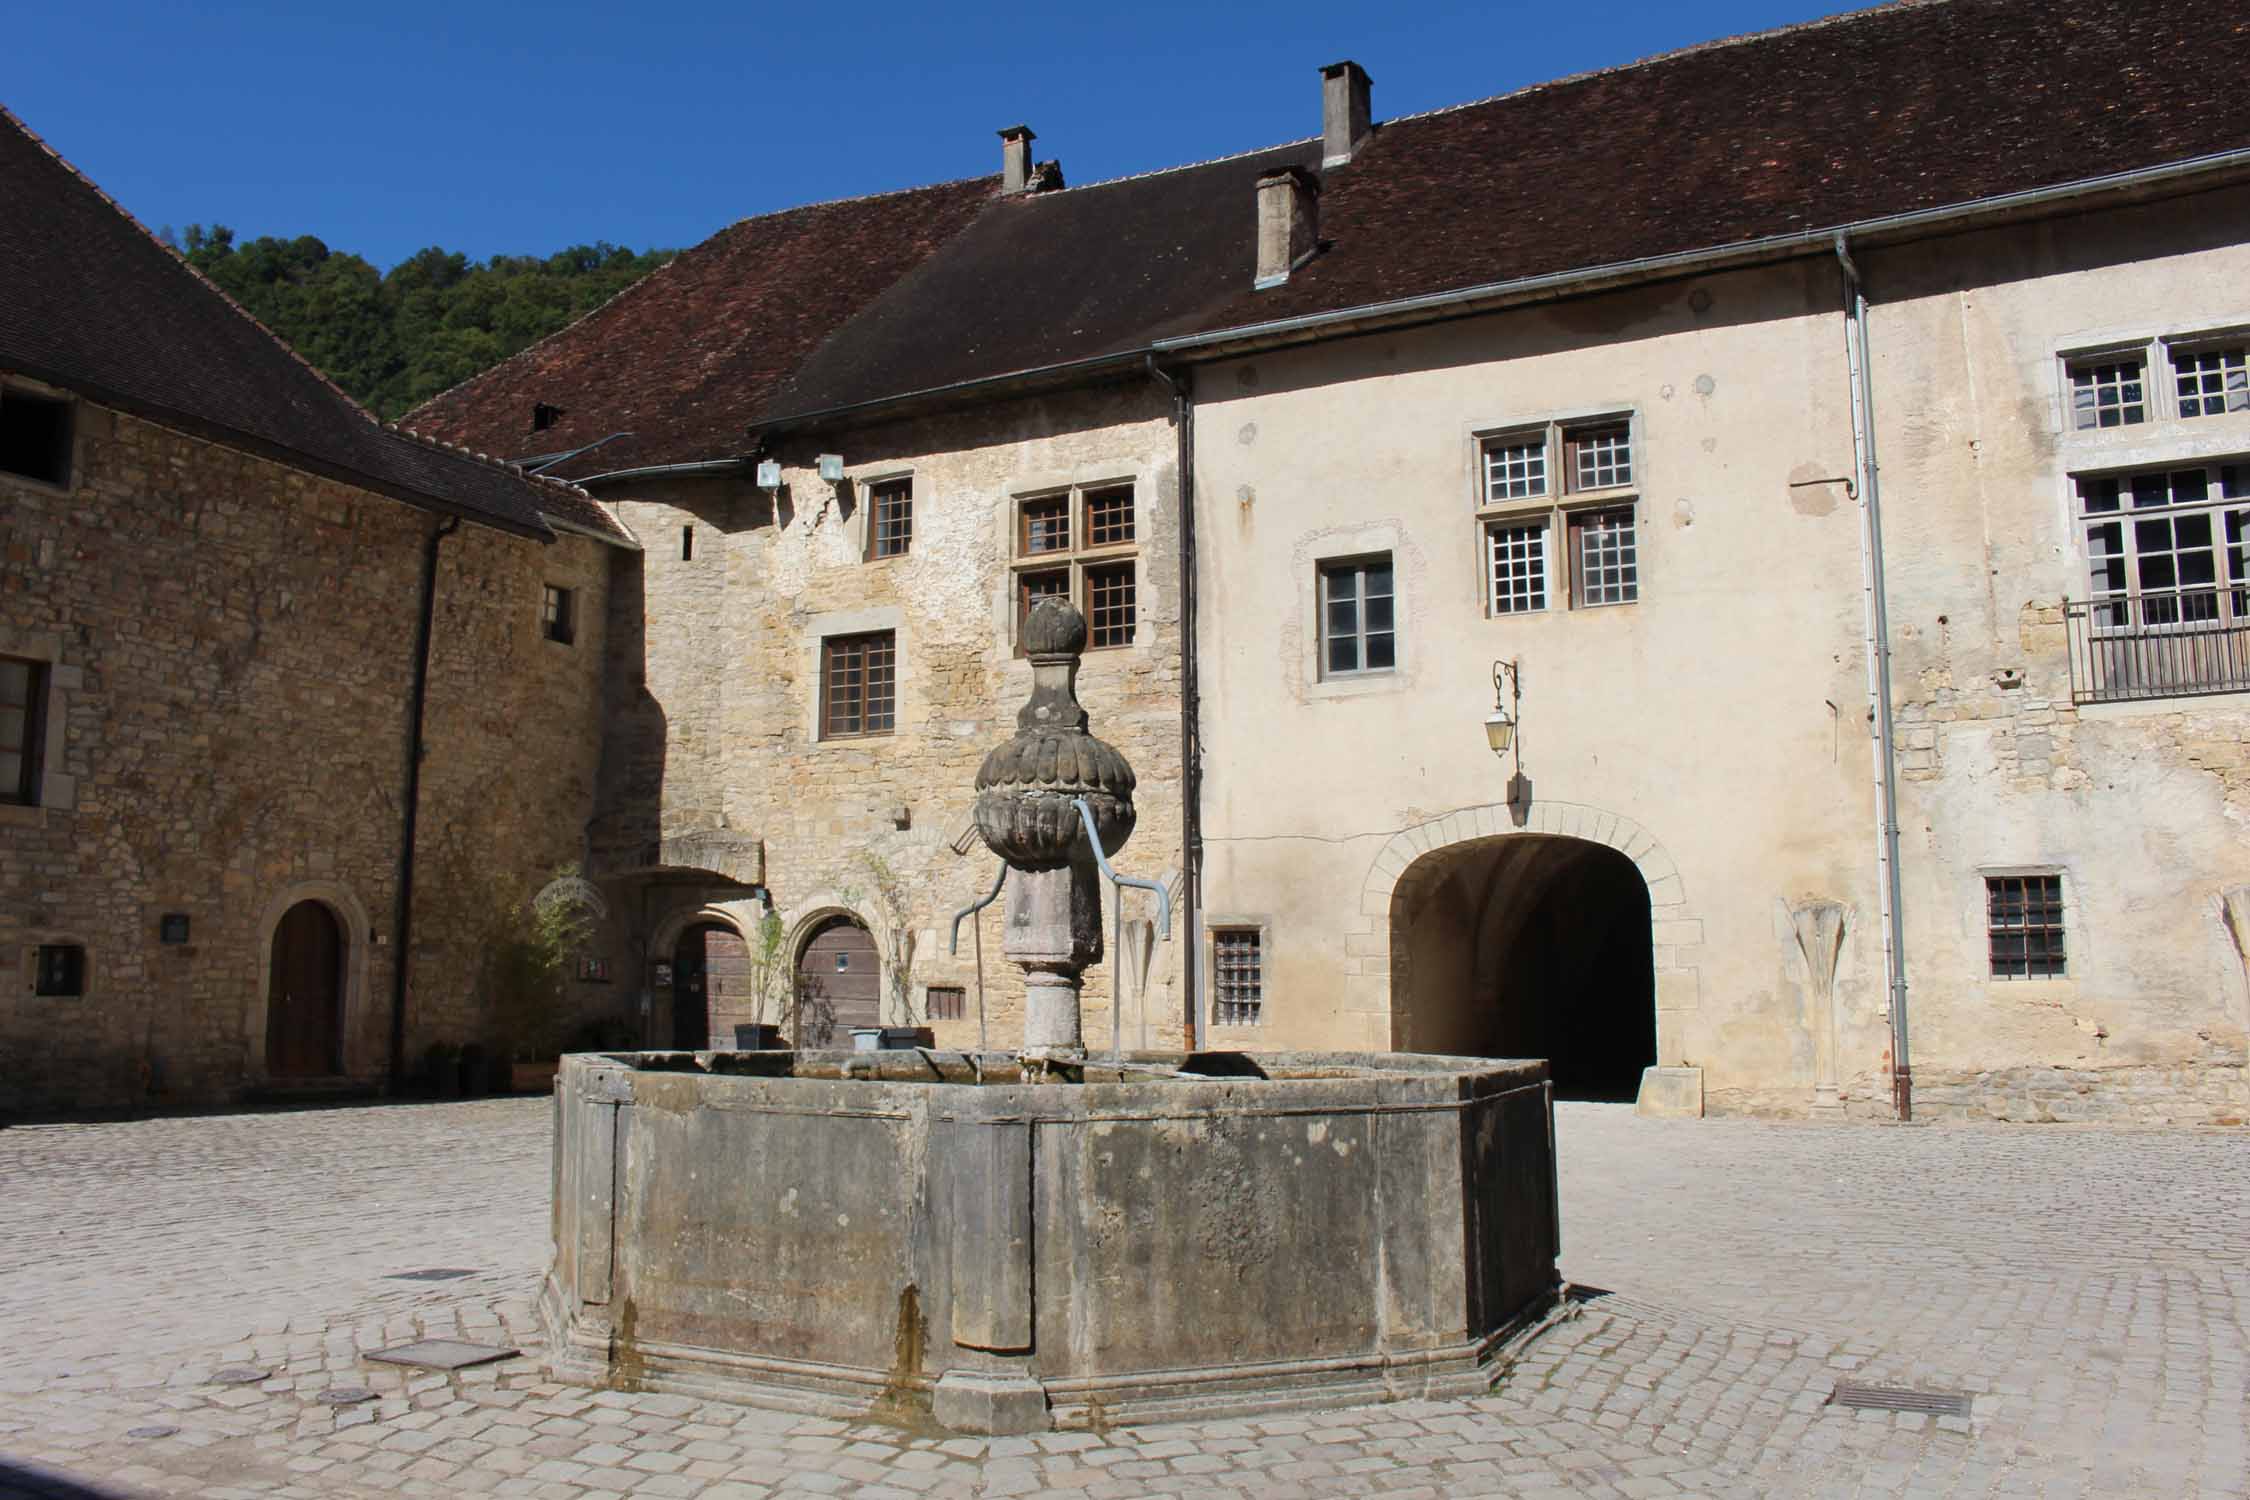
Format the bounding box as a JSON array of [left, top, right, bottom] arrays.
[[0, 1100, 2242, 1499]]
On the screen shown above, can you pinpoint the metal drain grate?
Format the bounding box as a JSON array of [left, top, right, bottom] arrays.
[[366, 1339, 520, 1371], [388, 1268, 478, 1281], [1829, 1382, 1973, 1418]]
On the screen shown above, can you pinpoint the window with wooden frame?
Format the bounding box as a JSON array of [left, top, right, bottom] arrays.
[[1318, 555, 1396, 676], [1476, 416, 1639, 614], [0, 387, 73, 488], [1212, 928, 1264, 1026], [2069, 355, 2147, 430], [1011, 482, 1138, 651], [866, 477, 913, 559], [820, 630, 896, 739], [34, 943, 85, 998], [0, 655, 46, 806], [2172, 343, 2250, 419], [1986, 874, 2065, 979], [541, 584, 576, 645], [926, 985, 966, 1021]]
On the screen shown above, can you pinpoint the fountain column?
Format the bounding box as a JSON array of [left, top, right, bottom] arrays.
[[972, 599, 1136, 1062]]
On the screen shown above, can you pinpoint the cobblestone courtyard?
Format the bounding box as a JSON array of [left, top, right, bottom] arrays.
[[0, 1099, 2242, 1500]]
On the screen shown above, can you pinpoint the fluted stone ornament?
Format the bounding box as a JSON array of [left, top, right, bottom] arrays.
[[974, 599, 1137, 1058]]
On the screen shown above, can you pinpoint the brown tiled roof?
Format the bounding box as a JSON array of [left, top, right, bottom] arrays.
[[0, 105, 603, 541], [762, 0, 2250, 422], [403, 176, 1000, 480]]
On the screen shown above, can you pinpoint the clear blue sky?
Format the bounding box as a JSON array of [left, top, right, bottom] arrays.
[[8, 0, 1854, 270]]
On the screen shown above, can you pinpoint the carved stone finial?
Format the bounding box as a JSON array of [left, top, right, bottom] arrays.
[[972, 599, 1138, 1059]]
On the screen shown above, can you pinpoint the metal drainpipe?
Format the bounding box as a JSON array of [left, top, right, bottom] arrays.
[[1147, 358, 1204, 1050], [388, 513, 459, 1090], [1835, 235, 1912, 1121]]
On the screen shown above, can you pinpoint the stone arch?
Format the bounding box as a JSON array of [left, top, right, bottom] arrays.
[[1354, 801, 1700, 1074], [648, 903, 759, 1050], [245, 880, 376, 1083], [781, 897, 892, 1040]]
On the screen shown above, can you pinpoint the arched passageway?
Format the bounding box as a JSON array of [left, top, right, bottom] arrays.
[[1393, 834, 1655, 1101], [670, 921, 748, 1049]]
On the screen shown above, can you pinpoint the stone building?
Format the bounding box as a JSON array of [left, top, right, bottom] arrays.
[[415, 0, 2250, 1123], [14, 0, 2250, 1123], [0, 107, 630, 1113]]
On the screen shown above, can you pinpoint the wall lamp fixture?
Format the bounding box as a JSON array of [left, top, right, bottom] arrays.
[[1485, 658, 1521, 761]]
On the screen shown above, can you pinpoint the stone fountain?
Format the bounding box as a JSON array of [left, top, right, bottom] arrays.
[[543, 601, 1562, 1433]]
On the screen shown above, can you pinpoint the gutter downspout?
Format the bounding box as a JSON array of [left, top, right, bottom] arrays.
[[389, 513, 459, 1090], [1147, 358, 1204, 1050], [1835, 234, 1912, 1122]]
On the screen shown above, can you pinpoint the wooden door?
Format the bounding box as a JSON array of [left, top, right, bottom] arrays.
[[795, 918, 880, 1046], [266, 900, 342, 1077]]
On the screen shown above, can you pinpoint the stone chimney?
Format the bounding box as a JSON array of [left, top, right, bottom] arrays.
[[1000, 125, 1036, 194], [1254, 167, 1321, 290], [1321, 61, 1373, 167]]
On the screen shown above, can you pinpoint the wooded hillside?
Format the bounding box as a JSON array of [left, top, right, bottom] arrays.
[[173, 226, 673, 422]]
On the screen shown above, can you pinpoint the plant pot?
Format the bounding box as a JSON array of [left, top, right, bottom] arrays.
[[732, 1024, 784, 1051], [850, 1027, 885, 1052], [511, 1060, 560, 1094]]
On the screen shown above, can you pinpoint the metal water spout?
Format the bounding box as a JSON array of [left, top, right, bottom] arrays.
[[972, 599, 1137, 1062]]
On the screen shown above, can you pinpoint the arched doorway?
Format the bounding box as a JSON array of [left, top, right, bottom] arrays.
[[1393, 834, 1655, 1101], [670, 922, 750, 1050], [266, 900, 344, 1077], [795, 916, 880, 1047]]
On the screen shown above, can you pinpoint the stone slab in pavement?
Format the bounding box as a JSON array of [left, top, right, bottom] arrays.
[[0, 1098, 2242, 1499]]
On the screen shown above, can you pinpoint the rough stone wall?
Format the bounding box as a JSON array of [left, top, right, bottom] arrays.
[[0, 389, 612, 1113], [590, 382, 1188, 1054], [1858, 188, 2250, 1122]]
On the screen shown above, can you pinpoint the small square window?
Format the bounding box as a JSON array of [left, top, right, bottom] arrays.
[[1987, 875, 2065, 979], [1020, 496, 1071, 555], [1320, 556, 1395, 676], [1570, 506, 1639, 607], [1213, 929, 1263, 1026], [0, 389, 73, 487], [927, 985, 966, 1021], [2071, 358, 2146, 429], [2174, 347, 2249, 419], [1481, 434, 1548, 503], [1084, 485, 1135, 547], [1485, 521, 1548, 615], [541, 585, 576, 644], [1565, 424, 1633, 491], [868, 479, 913, 559], [35, 943, 85, 998], [532, 402, 563, 432], [1086, 562, 1136, 650], [0, 655, 46, 806], [821, 630, 896, 739]]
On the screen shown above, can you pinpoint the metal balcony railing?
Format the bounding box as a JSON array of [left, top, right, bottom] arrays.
[[2064, 589, 2250, 703]]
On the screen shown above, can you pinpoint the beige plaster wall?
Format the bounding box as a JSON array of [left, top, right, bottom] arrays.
[[589, 382, 1188, 1054], [1190, 263, 1890, 1112], [1862, 186, 2250, 1121]]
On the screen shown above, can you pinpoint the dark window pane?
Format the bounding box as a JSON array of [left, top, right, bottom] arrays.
[[1366, 632, 1395, 670]]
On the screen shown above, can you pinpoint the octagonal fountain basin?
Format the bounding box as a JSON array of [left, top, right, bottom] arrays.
[[546, 1049, 1561, 1434]]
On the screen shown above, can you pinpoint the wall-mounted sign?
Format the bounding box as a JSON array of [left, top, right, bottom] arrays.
[[651, 961, 673, 988], [159, 914, 190, 945], [577, 957, 611, 983]]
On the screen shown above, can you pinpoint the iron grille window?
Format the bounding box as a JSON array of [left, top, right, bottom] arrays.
[[1481, 435, 1547, 502], [868, 479, 913, 559], [2063, 463, 2250, 702], [927, 985, 966, 1021], [1987, 875, 2065, 979], [1571, 507, 1640, 606], [2071, 358, 2146, 430], [1566, 424, 1634, 491], [1320, 556, 1396, 676], [1212, 929, 1263, 1026], [2174, 347, 2249, 419], [0, 388, 72, 486], [35, 943, 85, 998], [1013, 484, 1137, 651], [1084, 485, 1135, 547], [0, 656, 44, 806], [1485, 522, 1547, 615], [821, 631, 896, 739], [541, 585, 576, 645]]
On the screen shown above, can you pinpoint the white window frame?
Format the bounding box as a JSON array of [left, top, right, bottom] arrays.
[[1472, 413, 1640, 616], [1316, 553, 1397, 678]]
